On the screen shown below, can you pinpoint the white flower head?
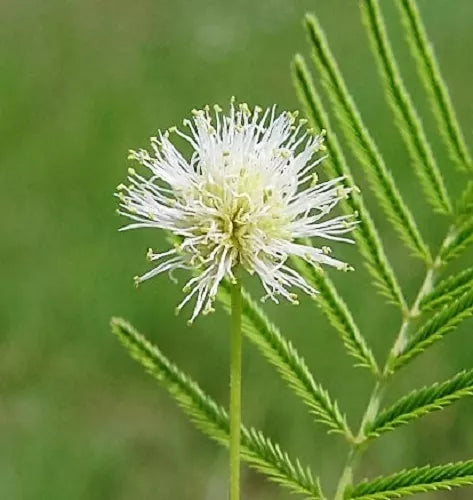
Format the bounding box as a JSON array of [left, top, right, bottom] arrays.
[[116, 101, 357, 323]]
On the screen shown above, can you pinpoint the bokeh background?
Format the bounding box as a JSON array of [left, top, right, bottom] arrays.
[[2, 0, 473, 498]]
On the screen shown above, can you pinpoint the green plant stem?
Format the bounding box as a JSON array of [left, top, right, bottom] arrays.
[[229, 274, 242, 500], [389, 265, 436, 361], [334, 447, 358, 500], [333, 226, 457, 499], [333, 381, 384, 500]]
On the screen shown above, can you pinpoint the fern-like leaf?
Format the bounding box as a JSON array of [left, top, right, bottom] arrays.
[[111, 317, 323, 499], [292, 55, 407, 311], [421, 267, 473, 312], [365, 368, 473, 438], [218, 282, 353, 439], [360, 0, 452, 215], [396, 0, 472, 172], [350, 460, 473, 499], [390, 289, 473, 372], [457, 180, 473, 216], [440, 217, 473, 264], [304, 14, 430, 263], [291, 253, 379, 376]]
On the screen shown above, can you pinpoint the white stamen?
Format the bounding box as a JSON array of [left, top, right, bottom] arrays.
[[117, 102, 357, 321]]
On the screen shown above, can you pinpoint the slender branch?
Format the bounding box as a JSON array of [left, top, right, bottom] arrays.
[[387, 265, 437, 365], [230, 274, 243, 500], [334, 447, 358, 500], [333, 381, 384, 499]]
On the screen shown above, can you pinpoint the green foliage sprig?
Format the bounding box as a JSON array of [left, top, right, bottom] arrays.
[[365, 368, 473, 438], [360, 0, 452, 215], [395, 0, 472, 173], [293, 55, 406, 311], [440, 217, 473, 263], [289, 1, 473, 498], [421, 267, 473, 311], [350, 460, 473, 500], [304, 14, 430, 263], [458, 181, 473, 215], [388, 289, 473, 373], [111, 317, 324, 499], [113, 0, 473, 498]]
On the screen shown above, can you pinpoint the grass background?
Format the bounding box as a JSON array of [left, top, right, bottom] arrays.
[[1, 0, 473, 498]]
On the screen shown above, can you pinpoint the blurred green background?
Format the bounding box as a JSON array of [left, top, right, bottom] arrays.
[[1, 0, 473, 498]]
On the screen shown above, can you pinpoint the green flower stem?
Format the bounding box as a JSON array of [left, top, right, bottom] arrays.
[[333, 225, 458, 499], [229, 273, 242, 500]]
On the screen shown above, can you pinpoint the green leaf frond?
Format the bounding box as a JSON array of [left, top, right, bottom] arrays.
[[440, 217, 473, 264], [218, 282, 353, 439], [421, 267, 473, 312], [457, 180, 473, 216], [396, 0, 472, 173], [304, 14, 430, 263], [389, 289, 473, 372], [364, 368, 473, 439], [110, 317, 324, 499], [291, 252, 379, 376], [292, 54, 407, 311], [350, 459, 473, 499], [360, 0, 452, 215]]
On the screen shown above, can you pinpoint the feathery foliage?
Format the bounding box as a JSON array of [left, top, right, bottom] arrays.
[[365, 369, 473, 438], [360, 0, 452, 215], [396, 0, 472, 173], [304, 14, 430, 263], [218, 280, 353, 439], [110, 317, 324, 499], [390, 289, 473, 372], [350, 460, 473, 499], [292, 252, 379, 376], [114, 2, 473, 498], [458, 180, 473, 216], [440, 217, 473, 264], [292, 55, 406, 311], [421, 267, 473, 311]]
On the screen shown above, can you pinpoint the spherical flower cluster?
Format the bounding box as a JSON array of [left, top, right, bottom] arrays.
[[116, 101, 356, 322]]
